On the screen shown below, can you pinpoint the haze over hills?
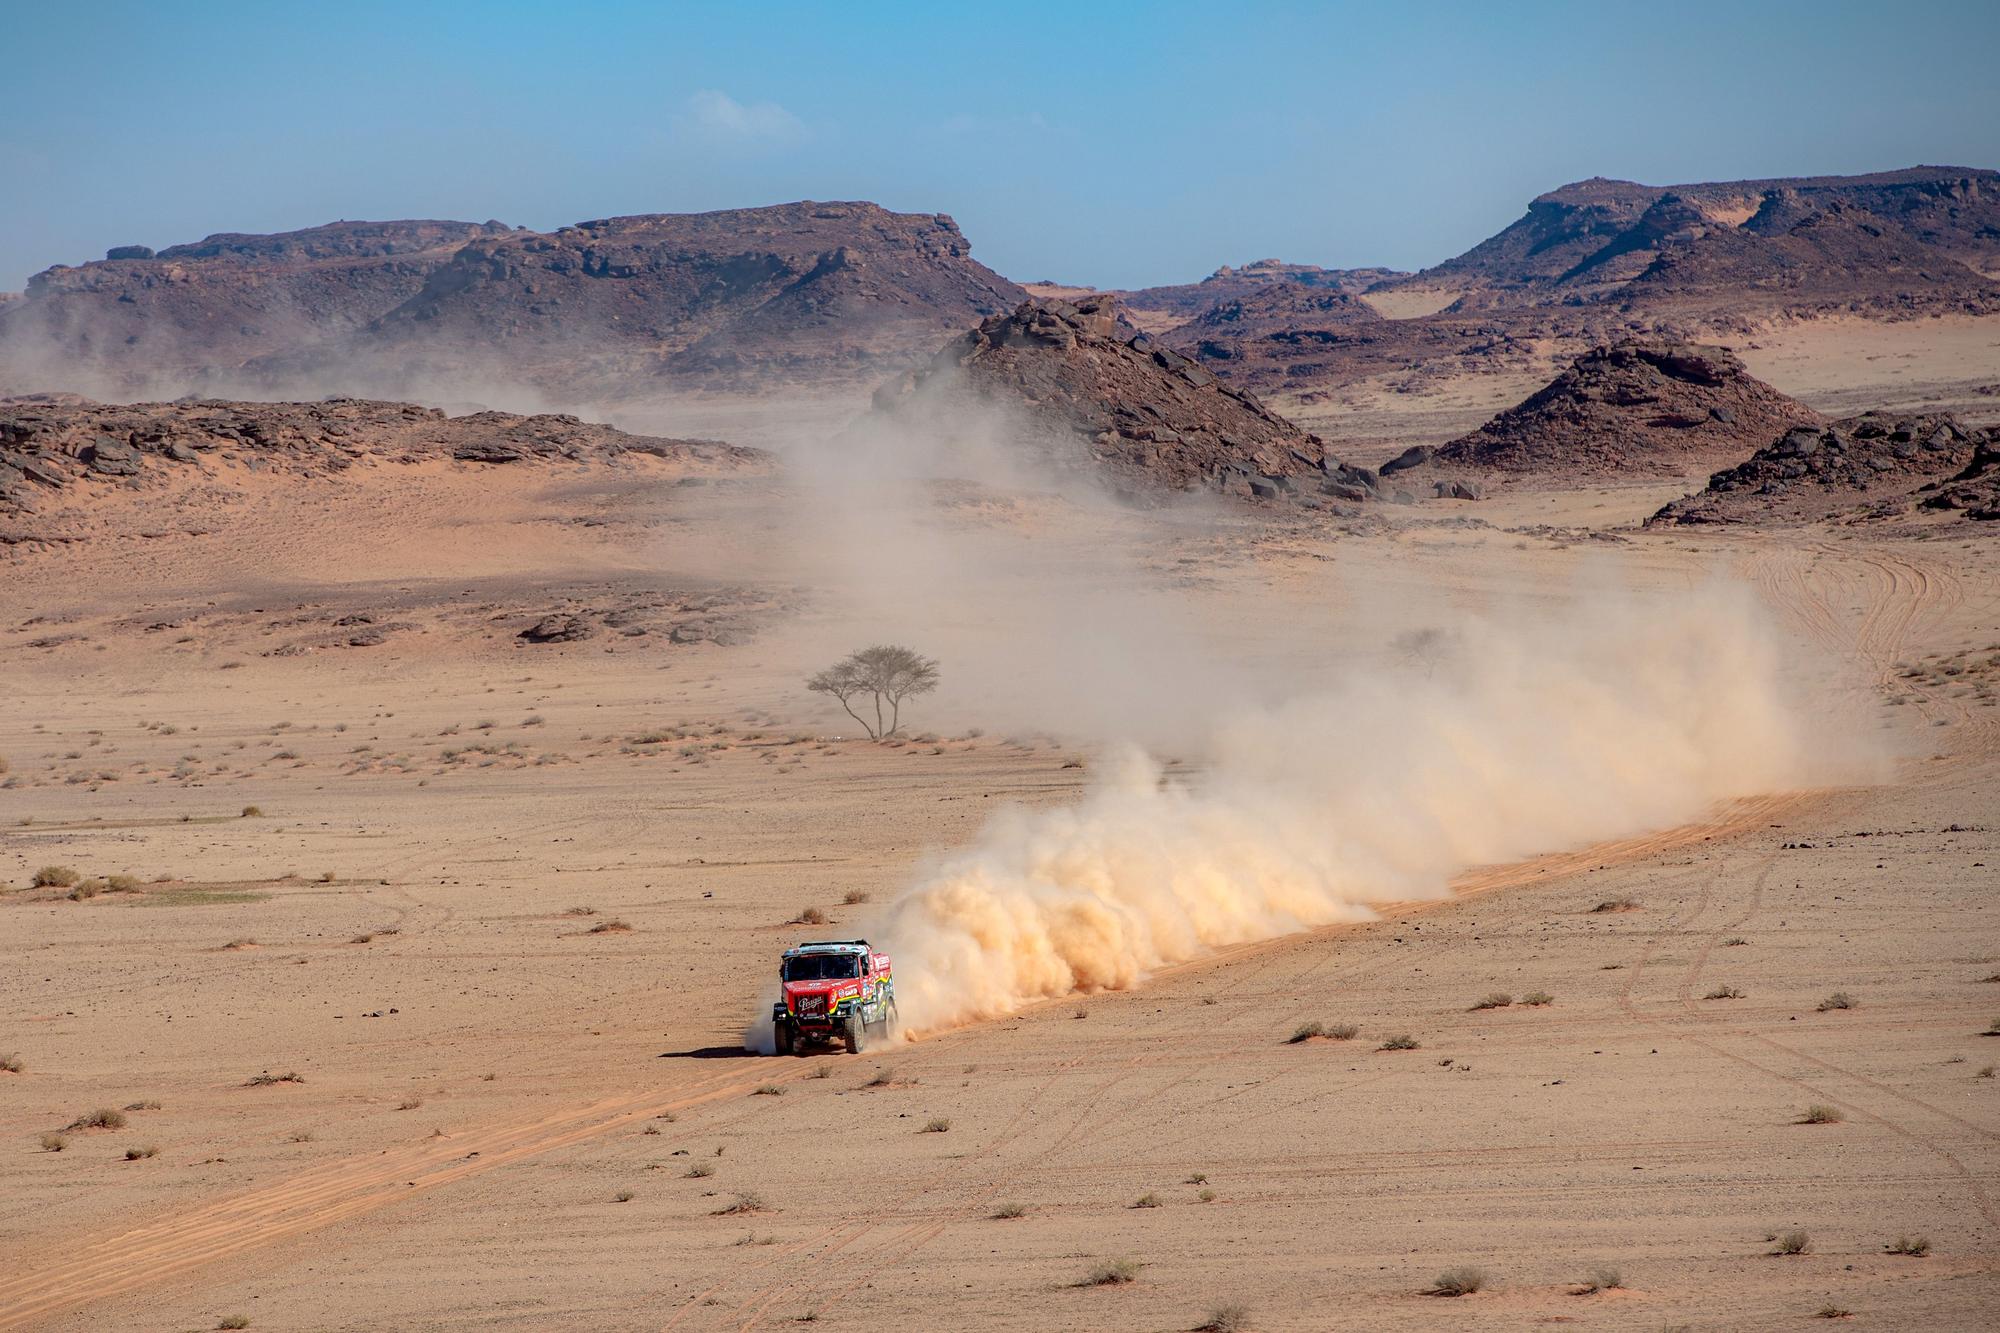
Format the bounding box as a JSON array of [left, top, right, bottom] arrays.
[[0, 165, 1993, 417]]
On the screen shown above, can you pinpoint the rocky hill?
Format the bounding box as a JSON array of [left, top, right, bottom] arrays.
[[1, 204, 1024, 403], [1649, 412, 1987, 525], [0, 396, 763, 538], [244, 202, 1024, 399], [1391, 340, 1821, 485], [0, 221, 513, 394], [1176, 285, 1386, 382], [1420, 167, 2000, 300], [870, 297, 1385, 501], [1111, 260, 1403, 334]]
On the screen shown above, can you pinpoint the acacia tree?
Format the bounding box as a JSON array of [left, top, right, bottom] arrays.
[[806, 645, 940, 740]]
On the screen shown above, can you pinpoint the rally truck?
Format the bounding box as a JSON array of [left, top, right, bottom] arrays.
[[772, 939, 896, 1055]]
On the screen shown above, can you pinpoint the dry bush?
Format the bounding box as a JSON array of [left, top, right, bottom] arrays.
[[1521, 991, 1554, 1007], [1425, 1267, 1486, 1297], [39, 1132, 67, 1152], [1186, 1172, 1207, 1184], [1195, 1304, 1251, 1332], [124, 1099, 161, 1111], [1704, 985, 1745, 1000], [1378, 1034, 1420, 1051], [1575, 1267, 1622, 1293], [33, 865, 80, 888], [713, 1193, 766, 1215], [565, 905, 597, 916], [793, 906, 828, 926], [1723, 936, 1748, 946], [1197, 1187, 1217, 1202], [809, 1063, 832, 1079], [686, 1163, 715, 1179], [1814, 1305, 1852, 1319], [218, 1318, 251, 1330], [68, 879, 105, 901], [841, 889, 870, 906], [1132, 1192, 1161, 1208], [991, 1201, 1028, 1219], [922, 1117, 951, 1133], [244, 1071, 304, 1087], [1772, 1229, 1811, 1255], [1817, 992, 1857, 1012], [753, 1085, 784, 1097], [288, 1130, 315, 1143], [1799, 1104, 1844, 1124], [1884, 1235, 1931, 1256], [222, 938, 257, 950], [587, 920, 632, 934], [1288, 1021, 1326, 1043], [66, 1108, 127, 1131], [1082, 1258, 1140, 1287], [613, 1189, 635, 1203], [1591, 897, 1638, 913], [125, 1145, 159, 1160], [105, 874, 141, 892], [1471, 993, 1512, 1011], [240, 806, 262, 818], [0, 1053, 22, 1074], [396, 1098, 423, 1111]]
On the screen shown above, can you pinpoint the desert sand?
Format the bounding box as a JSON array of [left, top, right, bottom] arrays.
[[2, 339, 1998, 1333]]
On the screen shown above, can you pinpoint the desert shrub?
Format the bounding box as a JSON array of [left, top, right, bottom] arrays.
[[105, 874, 141, 892], [991, 1201, 1028, 1219], [1592, 897, 1637, 912], [1197, 1188, 1217, 1203], [1521, 991, 1555, 1006], [240, 806, 262, 817], [922, 1117, 951, 1133], [1799, 1104, 1844, 1124], [1705, 985, 1744, 1000], [1576, 1267, 1622, 1292], [1772, 1229, 1811, 1255], [1817, 992, 1857, 1011], [565, 905, 597, 916], [587, 920, 632, 934], [1884, 1235, 1931, 1256], [841, 889, 870, 905], [39, 1132, 67, 1152], [1814, 1305, 1851, 1319], [810, 1063, 832, 1079], [33, 865, 80, 888], [1378, 1034, 1420, 1051], [0, 1053, 22, 1074], [1723, 936, 1748, 946], [68, 879, 106, 900], [1186, 1172, 1208, 1184], [396, 1098, 423, 1111], [244, 1071, 303, 1086], [793, 906, 827, 926], [614, 1189, 635, 1203], [219, 1317, 251, 1330], [753, 1085, 784, 1097], [1083, 1258, 1139, 1287], [222, 938, 257, 950], [686, 1162, 714, 1178], [1195, 1304, 1251, 1332], [1288, 1021, 1325, 1043], [713, 1192, 766, 1215], [1471, 993, 1512, 1011], [66, 1108, 127, 1131], [1426, 1267, 1485, 1296], [124, 1099, 161, 1111], [125, 1145, 159, 1160], [1984, 1016, 2000, 1035], [1132, 1192, 1161, 1208]]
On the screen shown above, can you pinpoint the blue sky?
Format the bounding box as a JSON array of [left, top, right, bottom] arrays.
[[3, 1, 1996, 290]]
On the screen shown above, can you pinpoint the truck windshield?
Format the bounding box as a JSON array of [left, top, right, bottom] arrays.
[[783, 954, 860, 981]]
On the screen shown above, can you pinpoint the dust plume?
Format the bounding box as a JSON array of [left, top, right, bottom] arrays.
[[872, 579, 1860, 1035]]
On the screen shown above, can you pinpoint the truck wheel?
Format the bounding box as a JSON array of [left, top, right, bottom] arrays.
[[843, 1014, 863, 1055], [774, 1021, 794, 1056]]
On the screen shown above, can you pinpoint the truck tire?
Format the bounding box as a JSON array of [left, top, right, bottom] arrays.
[[774, 1020, 794, 1056], [843, 1013, 863, 1055]]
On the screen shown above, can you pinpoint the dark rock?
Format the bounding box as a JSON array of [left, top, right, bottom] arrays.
[[1379, 445, 1434, 475], [519, 614, 594, 643]]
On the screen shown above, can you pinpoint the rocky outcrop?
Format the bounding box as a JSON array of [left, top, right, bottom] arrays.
[[1417, 340, 1820, 483], [246, 202, 1024, 399], [1920, 437, 2000, 520], [1652, 413, 1988, 525], [1175, 285, 1386, 387], [0, 396, 764, 532], [871, 297, 1386, 501], [0, 221, 514, 393]]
